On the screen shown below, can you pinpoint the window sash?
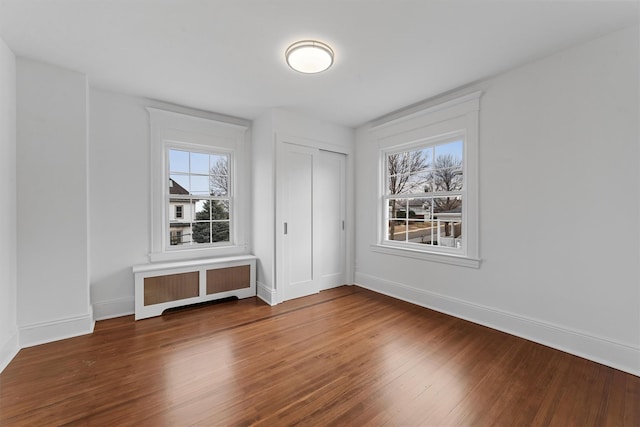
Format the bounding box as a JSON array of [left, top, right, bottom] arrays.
[[165, 146, 234, 251], [382, 139, 466, 254]]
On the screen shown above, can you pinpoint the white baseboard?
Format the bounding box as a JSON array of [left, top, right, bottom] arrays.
[[92, 297, 135, 321], [0, 332, 19, 374], [19, 310, 95, 348], [355, 272, 640, 377], [257, 281, 277, 306]]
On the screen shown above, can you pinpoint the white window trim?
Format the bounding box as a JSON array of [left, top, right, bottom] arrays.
[[148, 108, 250, 262], [370, 91, 482, 268]]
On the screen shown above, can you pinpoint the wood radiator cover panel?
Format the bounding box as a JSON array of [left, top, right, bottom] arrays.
[[206, 265, 250, 294], [144, 271, 200, 306]]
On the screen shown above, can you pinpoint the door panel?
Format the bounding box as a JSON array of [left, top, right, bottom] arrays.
[[279, 144, 319, 301], [317, 150, 346, 289]]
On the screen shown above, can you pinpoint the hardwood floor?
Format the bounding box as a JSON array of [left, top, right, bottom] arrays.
[[1, 286, 638, 426]]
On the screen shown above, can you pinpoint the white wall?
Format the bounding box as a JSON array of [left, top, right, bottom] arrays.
[[16, 58, 93, 346], [0, 37, 18, 373], [252, 108, 355, 304], [355, 26, 640, 375], [89, 89, 149, 319]]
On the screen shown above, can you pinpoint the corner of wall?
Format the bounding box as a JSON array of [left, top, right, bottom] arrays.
[[256, 281, 278, 306], [92, 297, 135, 321], [0, 331, 19, 374], [0, 34, 18, 375]]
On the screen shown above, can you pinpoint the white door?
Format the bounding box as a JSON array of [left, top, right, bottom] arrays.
[[277, 143, 347, 302], [317, 150, 347, 290], [278, 143, 319, 301]]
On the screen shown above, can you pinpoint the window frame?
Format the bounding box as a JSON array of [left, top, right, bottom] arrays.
[[165, 144, 233, 250], [382, 133, 466, 255], [148, 108, 250, 262], [370, 92, 481, 268]]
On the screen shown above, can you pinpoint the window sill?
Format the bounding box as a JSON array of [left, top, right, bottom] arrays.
[[149, 244, 248, 263], [370, 244, 481, 268]]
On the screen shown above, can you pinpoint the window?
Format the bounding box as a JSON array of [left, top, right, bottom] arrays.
[[385, 138, 464, 251], [372, 91, 481, 267], [168, 149, 231, 247], [148, 108, 249, 262]]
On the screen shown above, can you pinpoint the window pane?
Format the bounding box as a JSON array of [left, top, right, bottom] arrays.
[[210, 175, 228, 196], [210, 200, 230, 220], [387, 172, 409, 195], [194, 200, 209, 221], [388, 199, 406, 220], [169, 174, 189, 194], [432, 164, 463, 192], [169, 225, 189, 246], [212, 221, 230, 243], [406, 198, 431, 219], [387, 220, 405, 241], [190, 152, 210, 175], [387, 148, 430, 195], [435, 140, 463, 162], [169, 150, 189, 173], [192, 222, 211, 244], [407, 219, 434, 244], [191, 175, 210, 195], [433, 196, 463, 247], [433, 196, 462, 214], [433, 141, 463, 192], [210, 155, 228, 174]]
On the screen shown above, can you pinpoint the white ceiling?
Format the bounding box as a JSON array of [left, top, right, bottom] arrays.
[[0, 1, 638, 127]]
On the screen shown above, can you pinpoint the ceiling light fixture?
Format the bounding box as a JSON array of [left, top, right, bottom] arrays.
[[285, 40, 334, 74]]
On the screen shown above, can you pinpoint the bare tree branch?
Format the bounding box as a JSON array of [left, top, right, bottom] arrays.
[[209, 157, 228, 196]]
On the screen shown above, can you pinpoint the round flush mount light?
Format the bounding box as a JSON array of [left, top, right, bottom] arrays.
[[285, 40, 334, 74]]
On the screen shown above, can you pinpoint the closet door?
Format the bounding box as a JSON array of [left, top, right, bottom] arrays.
[[317, 150, 347, 290], [278, 143, 320, 301], [277, 143, 347, 302]]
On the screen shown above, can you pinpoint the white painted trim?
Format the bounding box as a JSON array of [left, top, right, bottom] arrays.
[[355, 272, 640, 377], [18, 311, 95, 348], [257, 281, 277, 306], [0, 332, 19, 374], [370, 90, 482, 131], [370, 244, 481, 268], [92, 297, 135, 321], [146, 107, 250, 131], [133, 254, 257, 273], [148, 245, 250, 263]]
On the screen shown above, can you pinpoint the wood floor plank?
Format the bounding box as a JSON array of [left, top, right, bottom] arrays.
[[1, 285, 638, 426]]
